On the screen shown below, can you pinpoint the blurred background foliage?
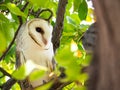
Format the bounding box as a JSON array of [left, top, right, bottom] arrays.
[[0, 0, 94, 90]]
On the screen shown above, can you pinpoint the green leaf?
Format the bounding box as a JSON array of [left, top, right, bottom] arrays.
[[12, 65, 26, 80], [40, 11, 51, 20], [78, 0, 88, 20], [73, 0, 82, 11], [0, 31, 7, 54], [0, 13, 9, 23], [64, 23, 75, 32], [55, 44, 81, 81], [0, 14, 14, 43], [28, 0, 49, 8], [79, 73, 88, 85], [81, 54, 92, 66], [29, 70, 45, 81], [0, 14, 9, 54], [11, 83, 21, 90], [66, 16, 76, 26], [4, 3, 26, 17], [35, 82, 52, 90], [12, 60, 47, 80], [70, 13, 81, 24], [4, 45, 16, 63]]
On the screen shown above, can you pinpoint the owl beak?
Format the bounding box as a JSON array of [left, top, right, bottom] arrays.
[[44, 42, 51, 50], [42, 36, 48, 46]]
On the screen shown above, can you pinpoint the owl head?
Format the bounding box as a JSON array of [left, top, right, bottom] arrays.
[[25, 18, 53, 49]]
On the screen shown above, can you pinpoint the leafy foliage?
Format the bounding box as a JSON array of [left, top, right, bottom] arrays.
[[78, 0, 88, 20], [0, 0, 94, 89]]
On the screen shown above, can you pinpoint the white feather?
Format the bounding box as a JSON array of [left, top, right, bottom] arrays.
[[16, 18, 55, 88]]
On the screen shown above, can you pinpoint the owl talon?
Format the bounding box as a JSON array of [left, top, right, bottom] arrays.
[[21, 79, 32, 89], [43, 80, 47, 84]]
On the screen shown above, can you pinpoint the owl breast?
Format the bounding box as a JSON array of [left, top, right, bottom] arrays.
[[23, 42, 54, 87]]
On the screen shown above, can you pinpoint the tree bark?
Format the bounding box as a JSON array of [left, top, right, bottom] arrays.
[[88, 0, 120, 90], [52, 0, 68, 52]]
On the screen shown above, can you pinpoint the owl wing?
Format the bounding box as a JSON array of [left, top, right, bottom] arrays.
[[52, 58, 56, 70], [16, 50, 26, 68], [16, 51, 33, 89]]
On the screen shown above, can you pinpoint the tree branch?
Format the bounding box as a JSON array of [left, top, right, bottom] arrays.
[[36, 9, 53, 21], [21, 2, 29, 12], [2, 78, 16, 90], [52, 0, 68, 52], [1, 0, 68, 89], [50, 0, 69, 89], [0, 67, 17, 90], [50, 81, 71, 90], [28, 8, 53, 21], [0, 67, 11, 77]]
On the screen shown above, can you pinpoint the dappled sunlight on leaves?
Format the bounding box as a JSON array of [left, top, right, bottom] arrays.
[[12, 60, 47, 80], [56, 43, 82, 81], [71, 40, 78, 52], [35, 81, 53, 90], [0, 0, 94, 89]]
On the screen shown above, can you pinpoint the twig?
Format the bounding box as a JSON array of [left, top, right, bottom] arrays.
[[56, 82, 72, 90], [49, 80, 71, 90], [21, 2, 29, 12], [36, 9, 53, 21], [52, 0, 68, 52], [2, 78, 16, 90], [0, 75, 5, 78], [0, 2, 29, 61], [50, 0, 69, 89], [0, 0, 5, 4], [0, 67, 11, 77], [0, 67, 17, 90], [29, 8, 53, 21]]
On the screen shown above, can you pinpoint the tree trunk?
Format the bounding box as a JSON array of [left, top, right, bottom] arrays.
[[88, 0, 120, 90]]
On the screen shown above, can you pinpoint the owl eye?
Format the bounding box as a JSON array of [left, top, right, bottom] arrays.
[[36, 27, 44, 34]]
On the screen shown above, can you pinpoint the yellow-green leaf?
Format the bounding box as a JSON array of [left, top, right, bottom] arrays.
[[0, 13, 9, 23], [55, 44, 81, 81], [0, 31, 6, 54], [35, 82, 52, 90], [6, 3, 26, 18], [12, 65, 26, 80], [29, 70, 45, 81], [28, 0, 49, 8]]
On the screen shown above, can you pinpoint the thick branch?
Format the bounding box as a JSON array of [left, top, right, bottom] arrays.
[[49, 0, 69, 89], [88, 0, 120, 90], [52, 0, 68, 52]]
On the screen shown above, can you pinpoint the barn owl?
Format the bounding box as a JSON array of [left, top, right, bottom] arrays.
[[16, 18, 55, 89]]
